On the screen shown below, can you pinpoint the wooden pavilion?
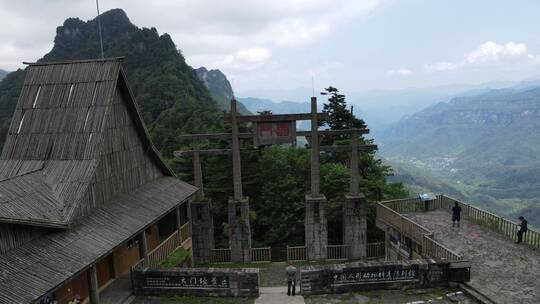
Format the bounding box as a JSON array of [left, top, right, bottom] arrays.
[[0, 58, 197, 303]]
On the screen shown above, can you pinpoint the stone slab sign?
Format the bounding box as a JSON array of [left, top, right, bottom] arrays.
[[300, 259, 470, 295], [132, 267, 259, 298]]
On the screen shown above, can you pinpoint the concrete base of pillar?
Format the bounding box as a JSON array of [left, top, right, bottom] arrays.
[[343, 194, 367, 260], [191, 199, 215, 264], [305, 194, 328, 261], [228, 197, 252, 263]]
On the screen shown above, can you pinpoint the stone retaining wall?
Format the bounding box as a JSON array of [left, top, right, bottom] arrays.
[[132, 267, 259, 298], [300, 259, 470, 295]]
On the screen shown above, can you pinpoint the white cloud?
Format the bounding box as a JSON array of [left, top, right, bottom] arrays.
[[0, 0, 385, 72], [426, 41, 540, 72], [387, 68, 413, 76]]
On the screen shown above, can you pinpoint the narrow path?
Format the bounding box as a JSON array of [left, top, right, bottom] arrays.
[[255, 287, 305, 304], [406, 210, 540, 304]]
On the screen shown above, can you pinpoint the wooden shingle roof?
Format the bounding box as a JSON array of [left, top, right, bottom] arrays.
[[0, 176, 196, 303], [0, 58, 176, 228]]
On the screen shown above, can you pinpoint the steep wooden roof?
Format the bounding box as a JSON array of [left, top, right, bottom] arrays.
[[0, 176, 196, 303], [0, 58, 176, 228]]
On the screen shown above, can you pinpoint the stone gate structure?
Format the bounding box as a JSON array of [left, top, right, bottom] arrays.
[[176, 97, 376, 263]]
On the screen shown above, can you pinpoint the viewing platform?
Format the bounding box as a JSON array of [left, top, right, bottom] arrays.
[[377, 195, 540, 304]]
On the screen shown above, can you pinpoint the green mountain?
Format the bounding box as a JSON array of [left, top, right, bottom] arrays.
[[195, 67, 250, 114], [0, 69, 8, 81], [380, 87, 540, 226], [0, 8, 223, 156]]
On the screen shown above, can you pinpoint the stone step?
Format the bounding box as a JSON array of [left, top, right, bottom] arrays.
[[255, 287, 305, 304]]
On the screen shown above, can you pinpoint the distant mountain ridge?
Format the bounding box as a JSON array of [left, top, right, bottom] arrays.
[[0, 69, 8, 81], [379, 86, 540, 226], [195, 67, 250, 114]]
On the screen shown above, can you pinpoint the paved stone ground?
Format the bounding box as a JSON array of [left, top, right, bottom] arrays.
[[255, 287, 305, 304], [406, 210, 540, 304], [304, 288, 475, 304], [259, 262, 290, 287], [99, 273, 134, 304]]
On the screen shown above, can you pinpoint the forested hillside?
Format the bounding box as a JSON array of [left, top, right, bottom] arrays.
[[0, 69, 7, 81], [0, 8, 222, 156], [195, 67, 250, 114], [380, 87, 540, 226]]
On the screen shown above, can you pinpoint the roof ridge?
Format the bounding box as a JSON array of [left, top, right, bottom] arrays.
[[23, 57, 125, 66]]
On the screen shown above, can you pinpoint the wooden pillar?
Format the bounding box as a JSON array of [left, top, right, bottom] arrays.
[[140, 230, 148, 260], [310, 97, 320, 197], [87, 265, 99, 304], [385, 227, 390, 261], [175, 206, 182, 231], [192, 138, 204, 200], [231, 99, 243, 200]]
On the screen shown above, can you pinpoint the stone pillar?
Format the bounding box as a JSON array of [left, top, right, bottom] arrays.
[[191, 199, 215, 264], [229, 197, 252, 263], [228, 99, 251, 263], [343, 131, 367, 260], [343, 194, 367, 260], [305, 97, 327, 261], [305, 195, 328, 260], [139, 230, 148, 260], [87, 265, 99, 304]]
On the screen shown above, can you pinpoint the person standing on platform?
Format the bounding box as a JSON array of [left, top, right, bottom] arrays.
[[452, 202, 462, 228], [286, 261, 297, 296], [516, 216, 528, 243]]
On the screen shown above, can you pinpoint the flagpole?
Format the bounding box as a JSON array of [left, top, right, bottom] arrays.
[[96, 0, 104, 58]]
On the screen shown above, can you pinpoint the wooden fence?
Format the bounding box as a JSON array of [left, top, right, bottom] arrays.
[[286, 245, 306, 261], [327, 245, 350, 261], [251, 247, 271, 262], [366, 242, 385, 259], [437, 195, 540, 249], [210, 248, 231, 263], [377, 200, 463, 262], [132, 222, 191, 270]]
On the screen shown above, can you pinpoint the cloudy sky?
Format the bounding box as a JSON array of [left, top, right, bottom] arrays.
[[1, 0, 540, 97]]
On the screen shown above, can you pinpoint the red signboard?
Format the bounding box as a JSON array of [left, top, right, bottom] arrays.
[[254, 121, 296, 146]]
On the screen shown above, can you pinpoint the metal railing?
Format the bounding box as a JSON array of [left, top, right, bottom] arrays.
[[251, 247, 271, 262], [209, 248, 232, 263], [366, 242, 385, 259], [327, 245, 350, 261], [132, 222, 191, 271], [377, 200, 463, 262], [438, 195, 540, 249], [287, 245, 306, 261]]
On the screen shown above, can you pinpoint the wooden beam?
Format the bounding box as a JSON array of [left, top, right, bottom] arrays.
[[237, 112, 328, 122], [178, 133, 253, 140], [319, 144, 378, 152], [174, 149, 232, 157], [297, 128, 370, 136]]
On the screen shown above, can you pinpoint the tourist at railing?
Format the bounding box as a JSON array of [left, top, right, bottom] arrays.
[[452, 202, 462, 228], [516, 216, 528, 244], [286, 261, 297, 296]]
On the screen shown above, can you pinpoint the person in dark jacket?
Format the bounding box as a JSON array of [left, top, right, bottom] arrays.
[[516, 216, 528, 243], [452, 202, 462, 228]]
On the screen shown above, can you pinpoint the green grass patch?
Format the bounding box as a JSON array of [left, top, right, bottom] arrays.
[[161, 248, 189, 267]]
